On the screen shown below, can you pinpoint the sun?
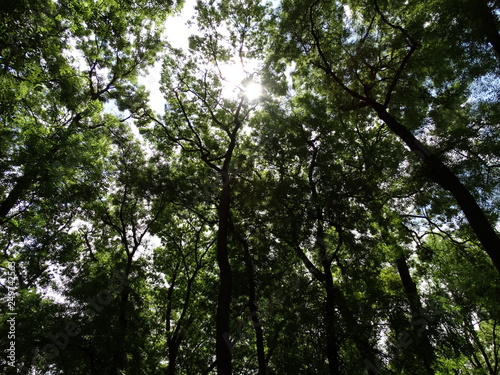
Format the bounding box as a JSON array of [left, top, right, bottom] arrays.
[[219, 61, 262, 101], [243, 81, 262, 101]]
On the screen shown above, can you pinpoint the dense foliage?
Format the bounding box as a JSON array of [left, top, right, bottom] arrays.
[[1, 0, 499, 374]]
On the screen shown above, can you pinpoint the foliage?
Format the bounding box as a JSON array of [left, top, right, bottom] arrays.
[[1, 0, 499, 374]]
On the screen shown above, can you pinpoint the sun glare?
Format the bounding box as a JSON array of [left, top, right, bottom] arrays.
[[220, 61, 262, 101], [244, 81, 261, 101]]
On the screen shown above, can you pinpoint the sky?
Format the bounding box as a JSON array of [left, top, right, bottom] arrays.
[[139, 0, 276, 115], [139, 0, 197, 115]]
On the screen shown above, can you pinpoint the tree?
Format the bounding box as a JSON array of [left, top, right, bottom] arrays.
[[2, 0, 500, 374], [0, 1, 180, 373], [150, 210, 217, 375], [144, 1, 271, 373], [272, 0, 500, 273]]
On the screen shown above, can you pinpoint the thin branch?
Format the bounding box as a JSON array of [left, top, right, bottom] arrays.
[[309, 0, 369, 102], [372, 0, 419, 108]]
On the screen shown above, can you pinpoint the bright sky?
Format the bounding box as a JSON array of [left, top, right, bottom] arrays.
[[140, 0, 267, 115], [139, 0, 196, 115]]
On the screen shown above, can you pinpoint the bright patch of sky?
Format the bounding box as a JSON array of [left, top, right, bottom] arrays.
[[139, 0, 272, 115], [165, 0, 198, 50], [468, 73, 500, 104], [138, 0, 197, 115]]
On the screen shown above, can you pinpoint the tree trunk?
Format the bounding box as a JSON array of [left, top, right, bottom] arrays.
[[216, 175, 233, 375], [323, 263, 342, 375], [167, 338, 180, 375], [0, 174, 33, 218], [307, 145, 342, 374], [237, 230, 267, 375], [395, 255, 436, 374], [331, 280, 382, 374], [110, 263, 131, 375], [213, 103, 244, 375], [295, 243, 383, 374], [372, 103, 500, 274]]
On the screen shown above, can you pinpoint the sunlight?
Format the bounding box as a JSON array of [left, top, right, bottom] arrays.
[[219, 60, 262, 101], [243, 81, 262, 101]]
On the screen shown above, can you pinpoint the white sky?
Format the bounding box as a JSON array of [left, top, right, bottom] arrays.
[[139, 0, 272, 115], [139, 0, 197, 115]]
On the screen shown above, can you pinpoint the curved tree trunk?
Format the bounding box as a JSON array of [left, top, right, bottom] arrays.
[[371, 103, 500, 274], [309, 2, 500, 274]]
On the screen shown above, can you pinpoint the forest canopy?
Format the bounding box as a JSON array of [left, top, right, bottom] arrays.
[[1, 0, 500, 374]]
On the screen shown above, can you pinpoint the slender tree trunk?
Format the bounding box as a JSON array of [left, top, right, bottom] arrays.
[[372, 103, 500, 274], [110, 261, 131, 375], [216, 174, 233, 375], [331, 279, 382, 374], [295, 244, 382, 374], [323, 261, 342, 375], [395, 255, 436, 374], [250, 301, 266, 375], [167, 261, 201, 375], [201, 361, 218, 375], [237, 230, 266, 375], [247, 287, 266, 373], [308, 146, 342, 375], [165, 276, 180, 375]]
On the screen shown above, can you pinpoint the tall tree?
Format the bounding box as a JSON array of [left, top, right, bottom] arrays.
[[272, 0, 500, 273], [0, 1, 180, 373], [2, 1, 500, 374], [145, 1, 271, 372]]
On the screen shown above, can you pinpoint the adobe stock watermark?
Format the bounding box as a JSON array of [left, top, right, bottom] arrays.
[[4, 262, 17, 369], [18, 270, 128, 374]]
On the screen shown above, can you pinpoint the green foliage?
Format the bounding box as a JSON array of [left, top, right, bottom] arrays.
[[1, 0, 499, 374]]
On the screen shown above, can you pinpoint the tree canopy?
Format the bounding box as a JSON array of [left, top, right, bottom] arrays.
[[1, 0, 500, 374]]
